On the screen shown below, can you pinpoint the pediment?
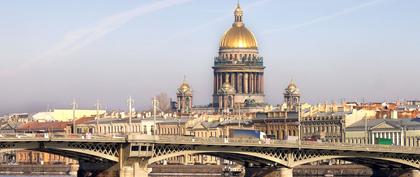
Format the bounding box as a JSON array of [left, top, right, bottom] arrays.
[[371, 121, 397, 130], [191, 122, 205, 130]]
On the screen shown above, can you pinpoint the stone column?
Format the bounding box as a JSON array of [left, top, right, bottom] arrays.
[[256, 73, 260, 93], [280, 168, 293, 177], [215, 73, 219, 92], [372, 133, 376, 144], [223, 96, 228, 111], [226, 73, 230, 84], [120, 160, 151, 177], [232, 73, 236, 92], [248, 74, 252, 93], [261, 74, 264, 94], [218, 73, 223, 90], [244, 73, 248, 94], [237, 73, 241, 93], [257, 73, 259, 93], [238, 73, 243, 93], [214, 73, 216, 94], [254, 73, 257, 93], [177, 97, 181, 110], [215, 73, 218, 94], [250, 73, 254, 93]]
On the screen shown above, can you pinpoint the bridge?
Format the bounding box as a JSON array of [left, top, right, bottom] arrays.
[[1, 134, 420, 177]]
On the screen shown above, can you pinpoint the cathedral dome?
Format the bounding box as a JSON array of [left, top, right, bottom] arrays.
[[219, 4, 258, 49]]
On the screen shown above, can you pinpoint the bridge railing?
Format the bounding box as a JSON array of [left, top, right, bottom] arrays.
[[154, 135, 420, 154], [0, 133, 127, 142], [1, 133, 420, 154]]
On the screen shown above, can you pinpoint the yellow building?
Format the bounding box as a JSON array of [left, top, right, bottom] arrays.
[[346, 118, 420, 146]]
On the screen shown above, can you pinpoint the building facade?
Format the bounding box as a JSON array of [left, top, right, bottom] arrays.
[[212, 4, 265, 112], [301, 109, 367, 142], [346, 118, 420, 146], [253, 112, 299, 140]]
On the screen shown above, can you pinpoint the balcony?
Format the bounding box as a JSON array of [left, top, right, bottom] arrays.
[[214, 56, 264, 66]]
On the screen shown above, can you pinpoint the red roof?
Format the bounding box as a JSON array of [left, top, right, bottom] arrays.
[[17, 121, 68, 132], [16, 116, 95, 132]]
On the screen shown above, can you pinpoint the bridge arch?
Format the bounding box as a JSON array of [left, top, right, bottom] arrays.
[[292, 155, 420, 169], [0, 142, 120, 163], [148, 144, 420, 170], [148, 150, 289, 167]]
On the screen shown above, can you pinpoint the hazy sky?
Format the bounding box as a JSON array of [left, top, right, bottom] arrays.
[[0, 0, 419, 114]]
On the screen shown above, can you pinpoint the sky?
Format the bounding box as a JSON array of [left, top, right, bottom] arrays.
[[0, 0, 419, 114]]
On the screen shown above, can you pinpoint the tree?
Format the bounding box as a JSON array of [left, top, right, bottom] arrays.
[[155, 92, 171, 113]]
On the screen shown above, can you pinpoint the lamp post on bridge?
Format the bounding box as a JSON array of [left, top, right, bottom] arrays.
[[152, 97, 159, 136], [72, 99, 78, 134], [127, 96, 134, 133], [298, 103, 301, 148], [95, 99, 101, 134]]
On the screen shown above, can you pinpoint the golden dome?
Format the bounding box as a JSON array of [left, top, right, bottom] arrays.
[[179, 83, 190, 93], [178, 78, 191, 93], [220, 4, 258, 49]]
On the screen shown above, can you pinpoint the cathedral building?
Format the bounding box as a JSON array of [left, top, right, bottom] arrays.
[[212, 4, 265, 112]]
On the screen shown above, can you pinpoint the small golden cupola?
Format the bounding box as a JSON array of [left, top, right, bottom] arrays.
[[285, 79, 300, 95], [178, 79, 192, 94]]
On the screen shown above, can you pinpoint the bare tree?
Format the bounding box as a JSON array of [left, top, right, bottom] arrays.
[[155, 92, 171, 113]]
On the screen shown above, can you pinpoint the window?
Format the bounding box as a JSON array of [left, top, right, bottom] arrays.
[[131, 146, 139, 151]]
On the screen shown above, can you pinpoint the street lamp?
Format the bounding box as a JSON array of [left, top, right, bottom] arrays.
[[72, 99, 78, 134]]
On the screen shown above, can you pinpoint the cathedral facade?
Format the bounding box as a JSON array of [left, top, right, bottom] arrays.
[[212, 4, 265, 112], [174, 4, 302, 114]]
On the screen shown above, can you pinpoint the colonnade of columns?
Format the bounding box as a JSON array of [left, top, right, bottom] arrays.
[[218, 95, 234, 110], [177, 96, 192, 113], [370, 131, 403, 145], [214, 72, 264, 94]]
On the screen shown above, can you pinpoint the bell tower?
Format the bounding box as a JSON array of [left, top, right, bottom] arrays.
[[176, 79, 193, 114], [284, 80, 301, 112]]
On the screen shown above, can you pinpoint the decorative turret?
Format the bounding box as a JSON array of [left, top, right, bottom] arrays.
[[217, 82, 235, 112], [284, 79, 301, 112], [176, 78, 193, 114]]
